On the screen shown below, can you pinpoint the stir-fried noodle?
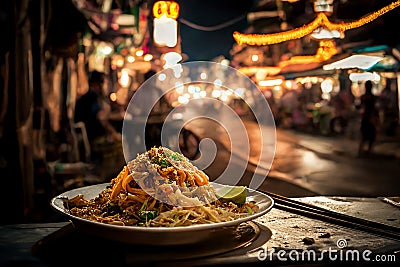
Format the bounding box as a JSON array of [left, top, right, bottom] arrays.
[[67, 147, 259, 227]]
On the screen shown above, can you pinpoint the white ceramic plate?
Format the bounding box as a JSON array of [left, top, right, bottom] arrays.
[[51, 182, 274, 245]]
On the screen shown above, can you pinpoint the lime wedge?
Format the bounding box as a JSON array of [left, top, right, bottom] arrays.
[[215, 186, 247, 205]]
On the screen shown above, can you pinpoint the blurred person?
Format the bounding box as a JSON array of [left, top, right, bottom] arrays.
[[277, 88, 299, 129], [291, 83, 309, 132], [74, 71, 122, 149], [358, 80, 379, 156], [330, 90, 353, 135], [378, 79, 398, 136], [292, 101, 309, 132]]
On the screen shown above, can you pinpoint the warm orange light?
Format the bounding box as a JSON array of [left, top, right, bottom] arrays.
[[278, 40, 337, 65], [169, 2, 179, 19], [237, 66, 282, 77], [110, 92, 117, 102], [233, 0, 400, 45], [153, 1, 180, 19], [315, 39, 337, 61], [153, 1, 168, 18]]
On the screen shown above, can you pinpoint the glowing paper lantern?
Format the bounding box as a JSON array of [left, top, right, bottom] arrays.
[[153, 1, 179, 47]]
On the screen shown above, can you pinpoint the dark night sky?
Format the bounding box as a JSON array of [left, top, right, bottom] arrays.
[[176, 0, 257, 61]]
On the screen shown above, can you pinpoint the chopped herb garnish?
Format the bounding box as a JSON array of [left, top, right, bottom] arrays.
[[246, 206, 254, 214], [160, 158, 169, 168], [138, 210, 158, 220], [139, 199, 148, 212], [171, 152, 183, 161]]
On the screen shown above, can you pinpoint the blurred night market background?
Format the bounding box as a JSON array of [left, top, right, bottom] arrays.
[[1, 0, 400, 224]]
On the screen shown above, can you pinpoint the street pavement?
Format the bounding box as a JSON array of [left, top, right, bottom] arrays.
[[271, 127, 400, 197], [185, 117, 400, 198]]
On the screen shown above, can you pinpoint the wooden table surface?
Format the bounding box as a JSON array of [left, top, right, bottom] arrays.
[[1, 196, 399, 266]]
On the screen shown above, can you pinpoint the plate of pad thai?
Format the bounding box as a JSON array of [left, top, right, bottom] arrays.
[[51, 147, 274, 245]]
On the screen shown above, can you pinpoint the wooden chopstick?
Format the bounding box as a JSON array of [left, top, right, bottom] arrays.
[[266, 191, 400, 241]]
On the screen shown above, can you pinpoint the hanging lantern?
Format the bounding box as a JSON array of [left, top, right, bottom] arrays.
[[153, 1, 179, 19], [153, 1, 180, 47]]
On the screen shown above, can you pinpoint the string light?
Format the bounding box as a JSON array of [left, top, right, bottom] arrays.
[[233, 0, 400, 46]]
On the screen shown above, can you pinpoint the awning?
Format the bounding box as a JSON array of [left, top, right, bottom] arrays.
[[322, 55, 384, 71], [341, 45, 399, 72], [281, 67, 336, 80]]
